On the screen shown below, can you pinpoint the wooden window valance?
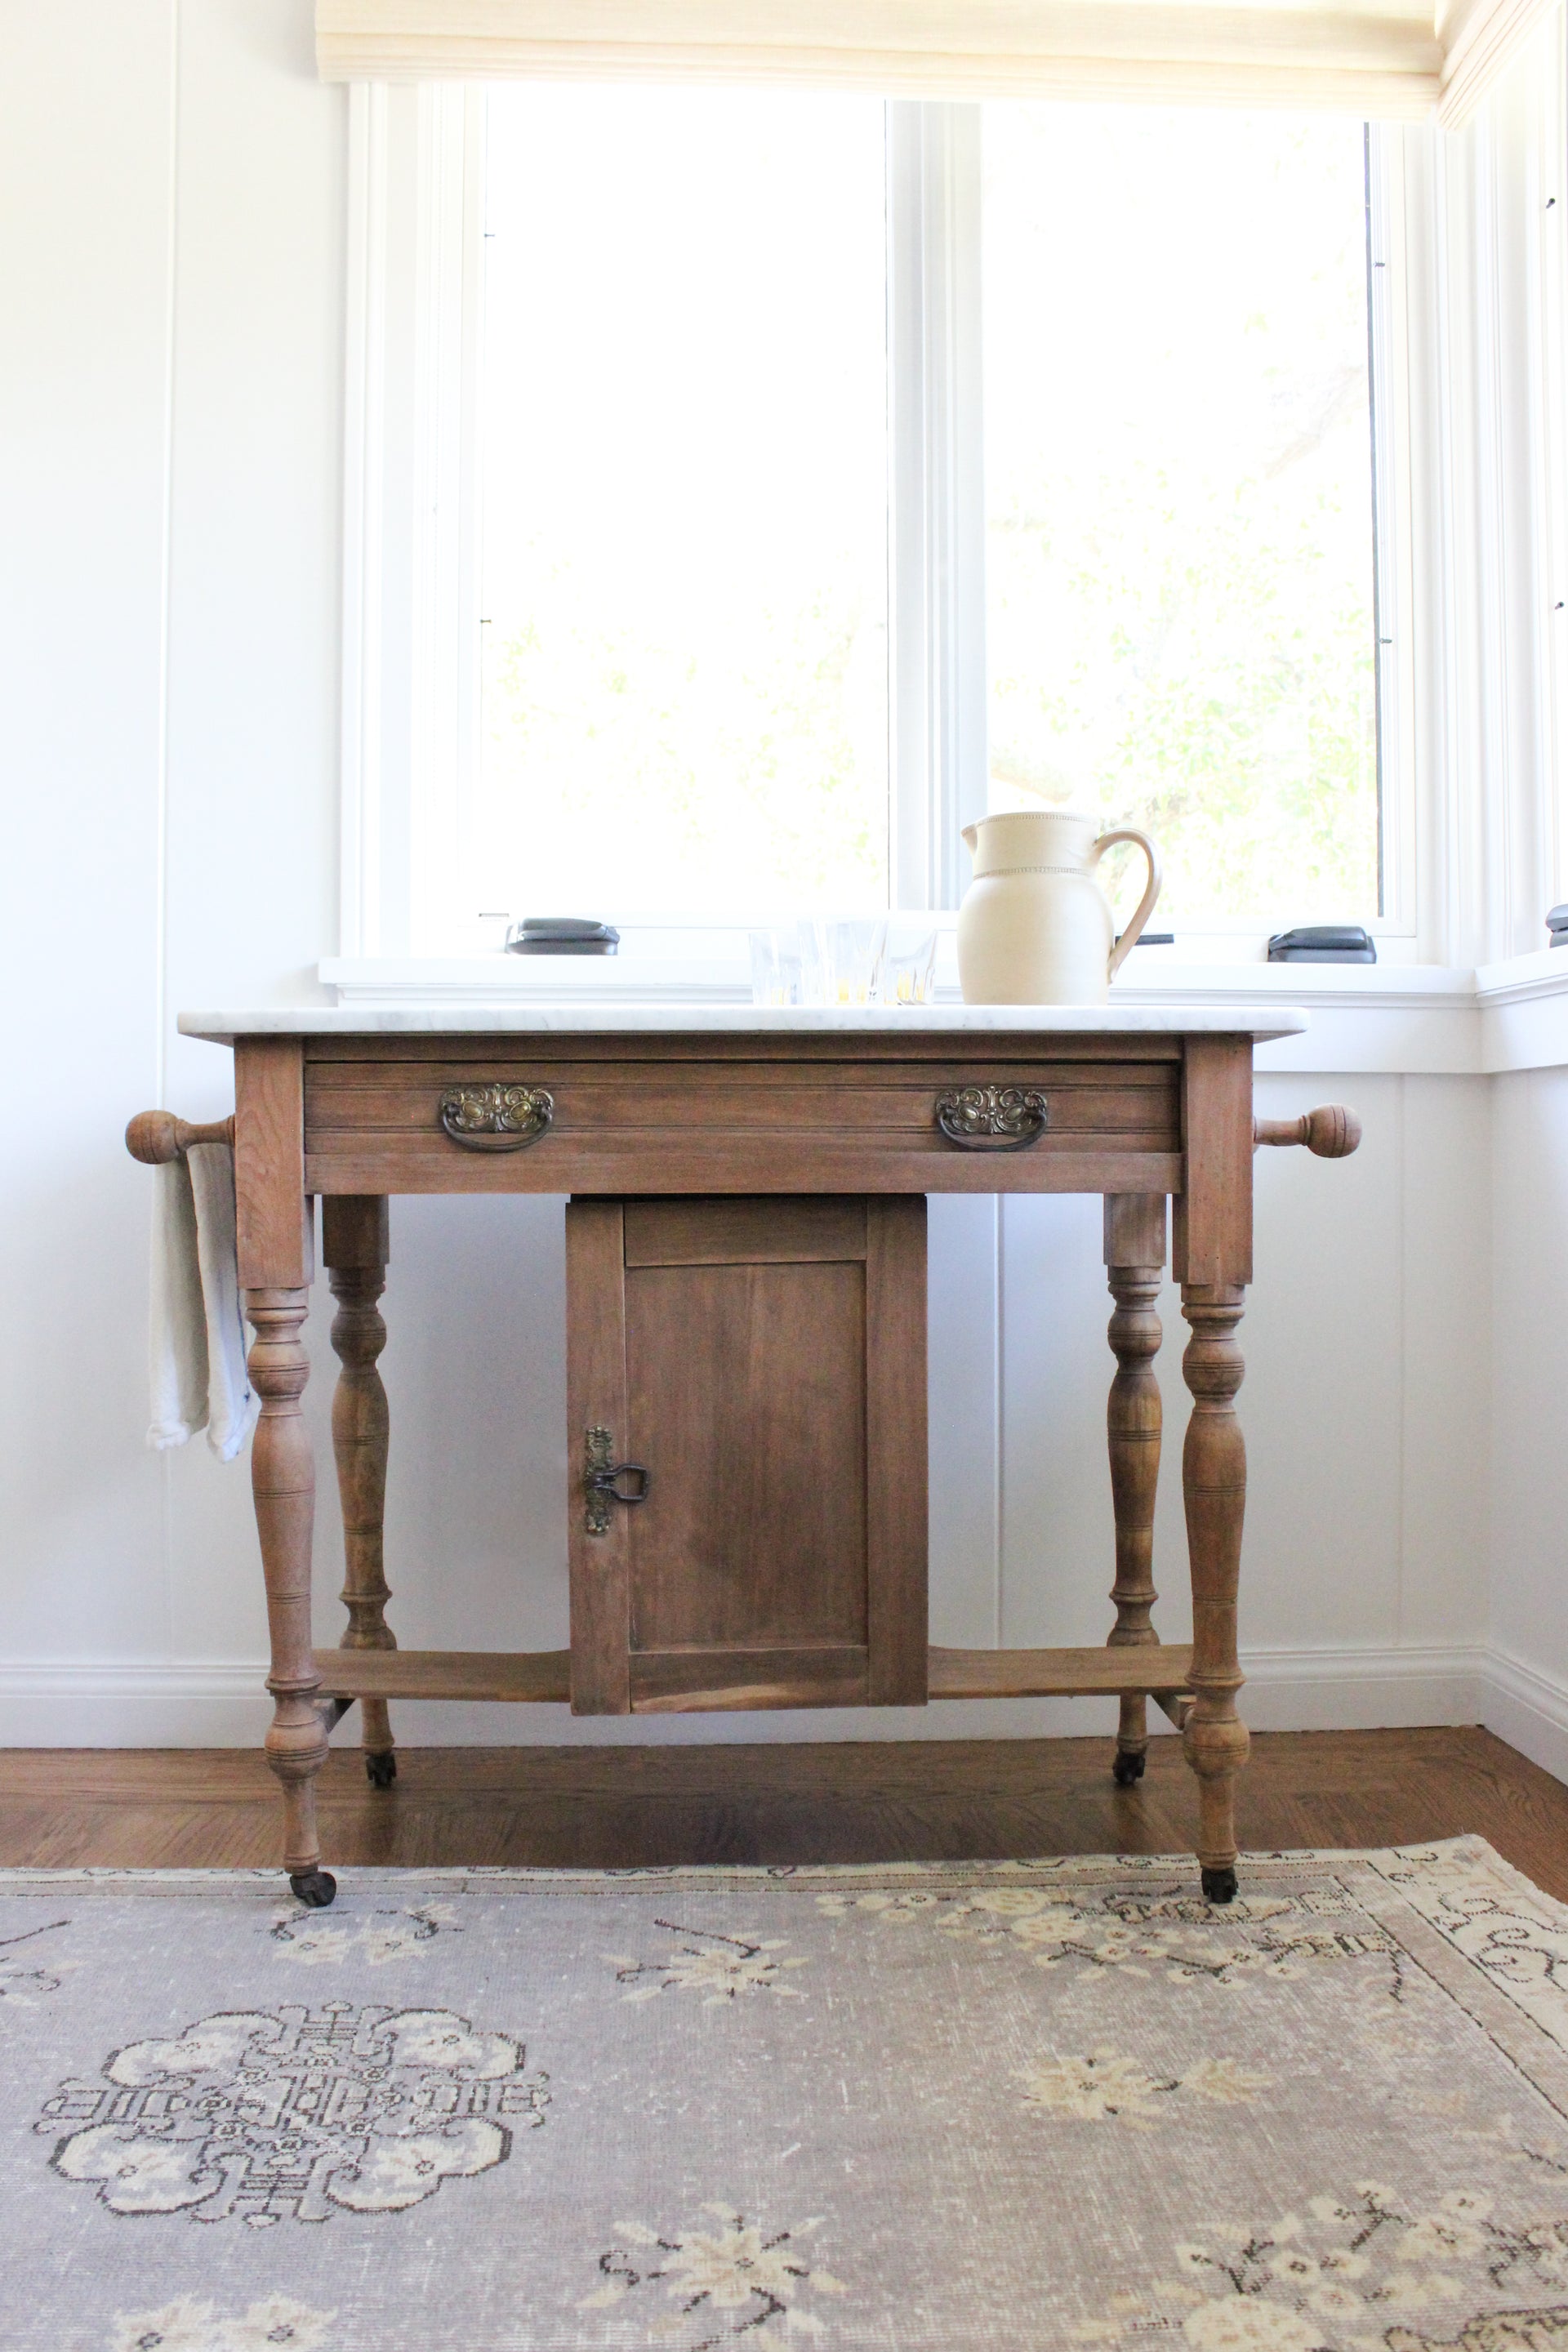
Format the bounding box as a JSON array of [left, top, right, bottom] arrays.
[[315, 0, 1555, 127]]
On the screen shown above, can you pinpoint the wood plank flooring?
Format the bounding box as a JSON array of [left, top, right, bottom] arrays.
[[1, 1728, 1566, 1897]]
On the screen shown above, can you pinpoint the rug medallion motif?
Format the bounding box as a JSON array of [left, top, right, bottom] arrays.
[[39, 2002, 547, 2224]]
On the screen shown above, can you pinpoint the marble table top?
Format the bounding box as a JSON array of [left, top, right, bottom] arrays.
[[179, 1003, 1309, 1044]]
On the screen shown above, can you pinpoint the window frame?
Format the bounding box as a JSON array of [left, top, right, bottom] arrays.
[[887, 100, 989, 914], [1370, 118, 1419, 944]]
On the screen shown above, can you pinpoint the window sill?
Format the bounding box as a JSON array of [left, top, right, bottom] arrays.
[[315, 950, 1568, 1076], [319, 950, 1468, 1009]]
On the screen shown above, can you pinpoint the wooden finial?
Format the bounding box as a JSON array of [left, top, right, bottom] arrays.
[[125, 1110, 236, 1164], [1253, 1104, 1362, 1157]]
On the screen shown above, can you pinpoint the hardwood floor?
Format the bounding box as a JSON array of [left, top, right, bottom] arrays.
[[1, 1727, 1566, 1897]]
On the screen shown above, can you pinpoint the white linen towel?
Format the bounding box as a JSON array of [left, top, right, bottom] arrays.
[[148, 1143, 260, 1461]]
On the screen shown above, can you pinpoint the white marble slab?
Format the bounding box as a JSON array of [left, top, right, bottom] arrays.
[[179, 1003, 1308, 1042]]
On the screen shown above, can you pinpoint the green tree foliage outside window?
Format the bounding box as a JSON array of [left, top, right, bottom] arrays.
[[984, 108, 1379, 926]]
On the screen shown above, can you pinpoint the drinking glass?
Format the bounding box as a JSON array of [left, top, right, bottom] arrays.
[[822, 919, 888, 1005], [881, 924, 939, 1005], [750, 921, 827, 1005]]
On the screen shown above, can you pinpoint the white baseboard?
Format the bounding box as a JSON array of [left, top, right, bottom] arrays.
[[0, 1660, 276, 1749], [1239, 1642, 1491, 1733], [1476, 1645, 1568, 1783], [2, 1641, 1552, 1766]]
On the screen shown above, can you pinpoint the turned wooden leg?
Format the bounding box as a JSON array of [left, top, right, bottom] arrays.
[[1179, 1282, 1250, 1904], [323, 1197, 396, 1790], [247, 1285, 334, 1909], [1104, 1194, 1166, 1788]]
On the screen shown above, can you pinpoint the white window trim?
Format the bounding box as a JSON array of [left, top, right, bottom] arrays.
[[1405, 13, 1568, 966], [887, 101, 989, 912], [1537, 4, 1568, 916], [337, 62, 1566, 973], [1371, 122, 1419, 942], [339, 81, 385, 964], [341, 81, 484, 960]]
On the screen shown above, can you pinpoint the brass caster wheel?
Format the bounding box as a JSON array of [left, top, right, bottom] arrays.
[[1200, 1865, 1237, 1905], [288, 1869, 337, 1909], [365, 1752, 397, 1788], [1111, 1750, 1147, 1788]]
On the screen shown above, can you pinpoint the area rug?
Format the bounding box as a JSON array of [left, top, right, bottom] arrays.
[[5, 1840, 1568, 2350]]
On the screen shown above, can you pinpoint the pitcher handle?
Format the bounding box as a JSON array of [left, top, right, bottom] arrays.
[[1093, 827, 1164, 980]]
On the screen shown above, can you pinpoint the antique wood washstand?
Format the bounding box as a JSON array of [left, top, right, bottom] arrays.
[[127, 1004, 1358, 1909]]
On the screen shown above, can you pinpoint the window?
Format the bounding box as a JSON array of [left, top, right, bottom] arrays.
[[462, 94, 1392, 942], [345, 84, 1412, 956], [982, 110, 1383, 930], [476, 88, 891, 920]]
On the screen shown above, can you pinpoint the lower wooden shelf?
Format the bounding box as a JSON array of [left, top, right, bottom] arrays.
[[313, 1650, 572, 1704], [312, 1642, 1195, 1709], [927, 1644, 1193, 1699]]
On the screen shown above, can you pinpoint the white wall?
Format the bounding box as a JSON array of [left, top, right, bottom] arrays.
[[2, 0, 341, 1734], [1488, 1065, 1568, 1773], [0, 0, 1559, 1765]]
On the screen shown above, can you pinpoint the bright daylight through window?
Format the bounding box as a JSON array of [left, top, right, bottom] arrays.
[[474, 92, 1382, 929], [478, 88, 890, 919], [982, 110, 1380, 928]]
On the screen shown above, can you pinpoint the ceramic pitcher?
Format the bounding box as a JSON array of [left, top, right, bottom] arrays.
[[956, 809, 1163, 1005]]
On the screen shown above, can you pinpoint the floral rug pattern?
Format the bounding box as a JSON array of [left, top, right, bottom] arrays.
[[3, 1839, 1568, 2349]]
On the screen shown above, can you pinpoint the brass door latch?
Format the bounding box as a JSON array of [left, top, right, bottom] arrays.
[[584, 1426, 651, 1535]]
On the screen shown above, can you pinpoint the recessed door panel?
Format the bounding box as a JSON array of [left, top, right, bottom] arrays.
[[566, 1193, 926, 1713], [626, 1258, 867, 1654]]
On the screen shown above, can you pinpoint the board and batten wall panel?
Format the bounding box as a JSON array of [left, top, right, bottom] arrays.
[[0, 2, 179, 1669], [160, 0, 346, 1682], [0, 0, 1544, 1761], [1490, 1067, 1568, 1761]]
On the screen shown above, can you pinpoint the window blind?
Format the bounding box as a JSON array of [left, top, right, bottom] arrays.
[[314, 0, 1552, 127]]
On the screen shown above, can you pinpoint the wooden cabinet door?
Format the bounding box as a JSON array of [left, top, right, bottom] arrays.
[[566, 1196, 927, 1714]]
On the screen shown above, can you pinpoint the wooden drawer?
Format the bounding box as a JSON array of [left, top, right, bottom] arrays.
[[302, 1036, 1183, 1196]]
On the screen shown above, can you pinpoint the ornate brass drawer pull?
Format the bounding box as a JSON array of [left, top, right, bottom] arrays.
[[935, 1084, 1049, 1152], [585, 1426, 651, 1536], [439, 1083, 554, 1151]]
